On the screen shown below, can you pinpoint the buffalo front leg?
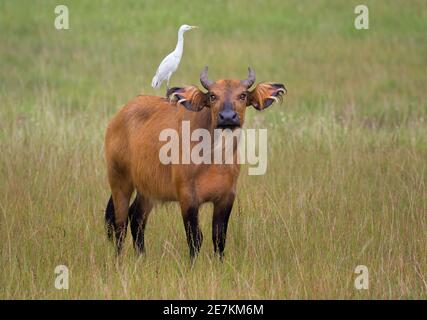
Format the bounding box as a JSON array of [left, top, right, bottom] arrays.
[[181, 204, 203, 262], [212, 196, 235, 260]]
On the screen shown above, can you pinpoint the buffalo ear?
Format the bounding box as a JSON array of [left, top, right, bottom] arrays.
[[248, 82, 287, 110], [167, 86, 207, 112]]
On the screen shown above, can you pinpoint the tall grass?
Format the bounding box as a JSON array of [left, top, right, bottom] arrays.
[[0, 0, 426, 299]]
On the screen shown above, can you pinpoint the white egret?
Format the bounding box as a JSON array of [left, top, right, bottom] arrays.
[[151, 24, 198, 90]]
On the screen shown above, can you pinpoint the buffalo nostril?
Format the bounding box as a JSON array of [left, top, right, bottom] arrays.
[[231, 113, 237, 120], [219, 113, 225, 120]]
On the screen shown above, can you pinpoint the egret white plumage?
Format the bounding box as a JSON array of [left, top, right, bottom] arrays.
[[151, 24, 198, 90]]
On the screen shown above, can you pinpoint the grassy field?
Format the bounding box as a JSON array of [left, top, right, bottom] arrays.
[[0, 0, 426, 299]]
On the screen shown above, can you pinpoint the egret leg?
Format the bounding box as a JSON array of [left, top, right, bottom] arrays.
[[166, 73, 172, 98]]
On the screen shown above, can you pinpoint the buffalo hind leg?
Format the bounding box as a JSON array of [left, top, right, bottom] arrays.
[[212, 196, 235, 260], [111, 186, 133, 255], [105, 196, 115, 241], [105, 195, 138, 242], [181, 204, 203, 263], [129, 193, 152, 255]]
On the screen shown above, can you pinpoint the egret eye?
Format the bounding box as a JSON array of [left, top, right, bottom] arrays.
[[239, 93, 247, 100], [209, 94, 216, 102]]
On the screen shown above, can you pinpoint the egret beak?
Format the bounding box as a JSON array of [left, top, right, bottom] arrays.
[[190, 26, 198, 29]]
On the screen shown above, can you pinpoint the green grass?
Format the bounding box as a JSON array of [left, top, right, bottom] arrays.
[[0, 0, 426, 299]]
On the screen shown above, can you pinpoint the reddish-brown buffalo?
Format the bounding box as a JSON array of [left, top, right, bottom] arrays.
[[104, 66, 286, 261]]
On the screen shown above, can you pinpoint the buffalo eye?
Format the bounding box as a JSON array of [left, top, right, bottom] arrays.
[[239, 93, 247, 101], [209, 94, 217, 102]]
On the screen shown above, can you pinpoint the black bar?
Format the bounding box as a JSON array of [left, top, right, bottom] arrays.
[[1, 300, 424, 319]]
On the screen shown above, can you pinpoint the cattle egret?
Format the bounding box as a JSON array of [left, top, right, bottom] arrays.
[[151, 24, 198, 90]]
